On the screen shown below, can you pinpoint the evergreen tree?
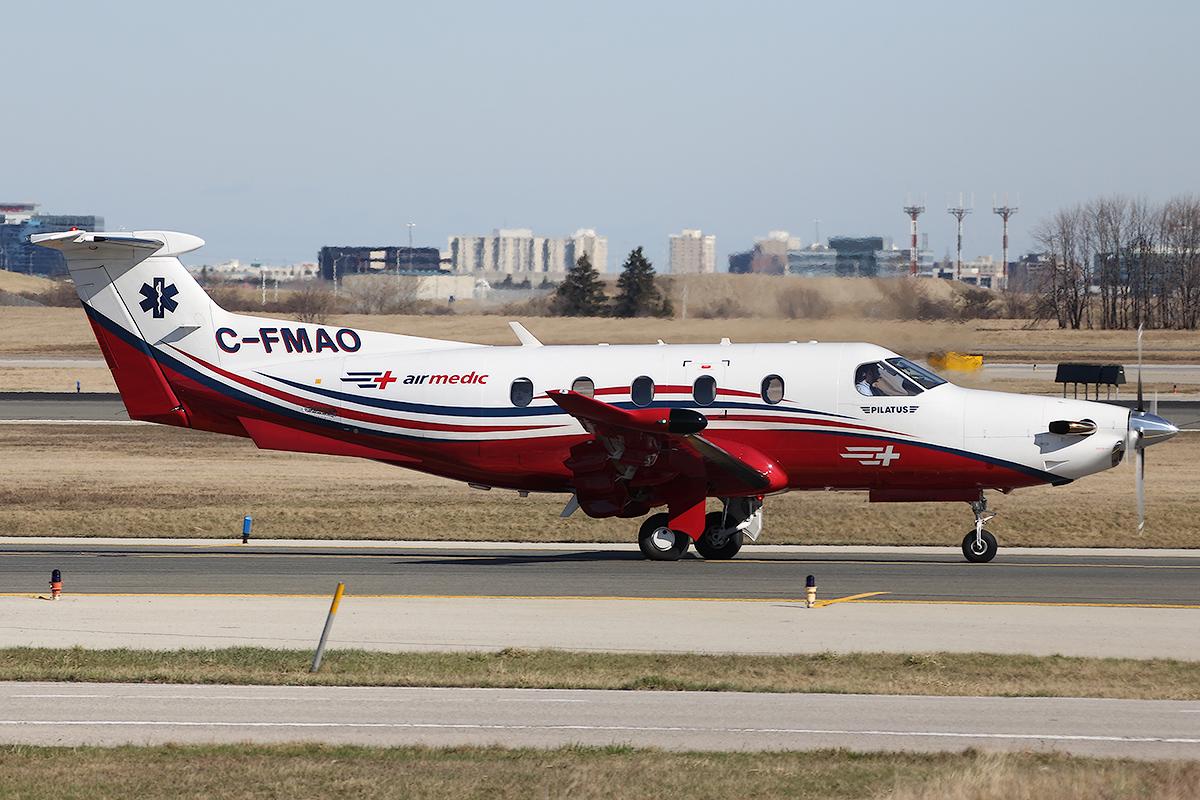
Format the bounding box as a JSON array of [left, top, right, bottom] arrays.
[[551, 253, 608, 316], [613, 246, 671, 317]]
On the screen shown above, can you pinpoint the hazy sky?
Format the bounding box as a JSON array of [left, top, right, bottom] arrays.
[[8, 0, 1199, 269]]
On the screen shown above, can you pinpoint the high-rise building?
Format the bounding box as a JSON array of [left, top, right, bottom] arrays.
[[0, 203, 104, 276], [668, 229, 716, 274], [448, 229, 607, 275]]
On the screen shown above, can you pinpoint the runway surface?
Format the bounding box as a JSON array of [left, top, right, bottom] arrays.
[[3, 682, 1198, 759]]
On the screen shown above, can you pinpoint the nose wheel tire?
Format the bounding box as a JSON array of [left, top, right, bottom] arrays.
[[962, 529, 998, 563], [638, 513, 690, 561], [694, 511, 744, 560]]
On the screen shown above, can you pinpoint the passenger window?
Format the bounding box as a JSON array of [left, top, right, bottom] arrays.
[[571, 377, 595, 398], [761, 375, 784, 404], [693, 375, 717, 406], [510, 378, 534, 407], [631, 376, 654, 407]]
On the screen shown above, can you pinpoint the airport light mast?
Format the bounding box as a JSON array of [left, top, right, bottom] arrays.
[[993, 195, 1017, 291], [903, 196, 925, 276], [948, 194, 973, 282]]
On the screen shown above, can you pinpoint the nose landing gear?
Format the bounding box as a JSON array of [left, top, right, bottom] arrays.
[[962, 493, 998, 563]]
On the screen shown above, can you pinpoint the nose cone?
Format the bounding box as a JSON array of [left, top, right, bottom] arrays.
[[1130, 411, 1179, 447]]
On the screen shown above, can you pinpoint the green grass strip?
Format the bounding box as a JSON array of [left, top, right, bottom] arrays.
[[2, 647, 1199, 699]]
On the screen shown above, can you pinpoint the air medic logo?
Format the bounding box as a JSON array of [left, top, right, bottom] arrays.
[[338, 370, 488, 390], [341, 370, 398, 390], [139, 278, 179, 318]]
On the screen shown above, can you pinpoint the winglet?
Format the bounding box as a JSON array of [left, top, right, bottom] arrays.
[[509, 321, 543, 347]]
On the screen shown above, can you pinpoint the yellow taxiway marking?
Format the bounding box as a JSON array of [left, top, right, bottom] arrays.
[[848, 598, 1200, 609], [4, 592, 1197, 609], [813, 591, 890, 607]]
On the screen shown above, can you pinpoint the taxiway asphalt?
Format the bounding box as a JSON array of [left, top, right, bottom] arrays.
[[1, 539, 1197, 659]]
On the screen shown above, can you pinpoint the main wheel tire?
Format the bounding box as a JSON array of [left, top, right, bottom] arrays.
[[961, 529, 998, 563], [694, 511, 744, 560], [638, 513, 690, 561]]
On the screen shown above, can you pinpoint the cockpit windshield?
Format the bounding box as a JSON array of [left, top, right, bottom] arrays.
[[854, 358, 947, 397], [887, 358, 947, 390]]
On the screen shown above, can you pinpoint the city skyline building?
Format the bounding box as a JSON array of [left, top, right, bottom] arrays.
[[448, 228, 608, 275], [668, 229, 717, 274]]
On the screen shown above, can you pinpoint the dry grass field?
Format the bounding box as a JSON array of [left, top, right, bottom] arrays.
[[0, 421, 1195, 547], [1, 745, 1195, 800]]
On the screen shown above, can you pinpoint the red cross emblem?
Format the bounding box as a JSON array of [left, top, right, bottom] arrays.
[[373, 370, 397, 389]]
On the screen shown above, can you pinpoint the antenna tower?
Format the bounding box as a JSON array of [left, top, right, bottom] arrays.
[[947, 194, 973, 281], [902, 195, 925, 276], [993, 194, 1018, 291]]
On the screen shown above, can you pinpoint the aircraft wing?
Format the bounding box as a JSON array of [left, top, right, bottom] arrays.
[[548, 390, 787, 516]]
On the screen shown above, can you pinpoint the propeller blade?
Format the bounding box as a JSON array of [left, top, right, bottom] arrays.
[[1135, 438, 1145, 536], [1127, 410, 1177, 537]]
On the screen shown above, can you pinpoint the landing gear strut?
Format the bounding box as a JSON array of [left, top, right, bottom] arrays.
[[961, 493, 998, 563], [694, 497, 763, 560], [638, 497, 764, 561], [695, 512, 744, 560]]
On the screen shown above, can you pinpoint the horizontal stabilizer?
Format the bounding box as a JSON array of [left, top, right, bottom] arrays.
[[31, 230, 205, 258]]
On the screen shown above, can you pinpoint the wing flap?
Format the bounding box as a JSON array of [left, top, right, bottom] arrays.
[[549, 389, 706, 434], [549, 390, 788, 496]]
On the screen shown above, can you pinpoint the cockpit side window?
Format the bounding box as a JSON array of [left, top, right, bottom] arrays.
[[855, 359, 932, 397], [855, 363, 884, 396]]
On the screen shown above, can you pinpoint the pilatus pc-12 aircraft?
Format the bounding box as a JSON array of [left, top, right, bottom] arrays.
[[34, 229, 1179, 563]]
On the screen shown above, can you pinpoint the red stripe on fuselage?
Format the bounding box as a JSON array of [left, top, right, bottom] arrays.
[[165, 347, 559, 436]]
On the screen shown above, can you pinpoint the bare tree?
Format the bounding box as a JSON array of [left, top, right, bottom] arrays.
[[286, 284, 339, 324], [1161, 195, 1200, 329], [1087, 195, 1128, 329], [1034, 193, 1200, 329], [1033, 205, 1090, 329], [342, 274, 422, 315]]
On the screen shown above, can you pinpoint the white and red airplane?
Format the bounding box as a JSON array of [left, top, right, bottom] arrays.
[[35, 229, 1179, 562]]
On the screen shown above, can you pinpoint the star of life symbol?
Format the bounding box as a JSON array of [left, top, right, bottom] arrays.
[[840, 445, 900, 467], [340, 370, 397, 390], [139, 277, 179, 318]]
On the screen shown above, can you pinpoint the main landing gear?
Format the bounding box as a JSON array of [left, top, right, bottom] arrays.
[[962, 493, 998, 563], [638, 497, 763, 561]]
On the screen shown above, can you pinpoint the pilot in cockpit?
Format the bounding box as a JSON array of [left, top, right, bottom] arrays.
[[855, 363, 884, 396], [856, 360, 930, 397]]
